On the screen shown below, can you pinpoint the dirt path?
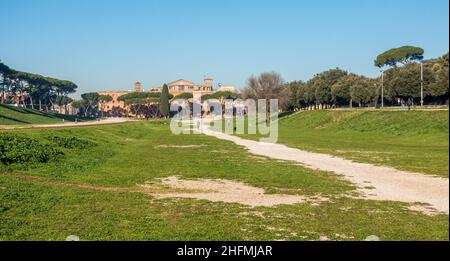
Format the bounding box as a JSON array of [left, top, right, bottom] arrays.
[[0, 118, 134, 130], [201, 126, 449, 215]]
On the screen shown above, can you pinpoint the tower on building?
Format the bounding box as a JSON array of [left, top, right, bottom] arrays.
[[203, 77, 213, 92], [134, 82, 142, 92]]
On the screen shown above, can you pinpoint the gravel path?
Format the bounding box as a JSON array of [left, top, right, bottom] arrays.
[[202, 127, 449, 215]]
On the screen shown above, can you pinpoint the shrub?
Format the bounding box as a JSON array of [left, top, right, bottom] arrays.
[[0, 133, 62, 165]]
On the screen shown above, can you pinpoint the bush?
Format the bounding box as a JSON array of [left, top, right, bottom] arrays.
[[0, 133, 62, 165], [46, 135, 96, 149]]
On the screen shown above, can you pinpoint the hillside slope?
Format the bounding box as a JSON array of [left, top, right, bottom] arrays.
[[248, 110, 449, 177], [0, 104, 81, 126]]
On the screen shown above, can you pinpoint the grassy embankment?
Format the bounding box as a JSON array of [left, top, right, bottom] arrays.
[[0, 104, 85, 126], [235, 110, 449, 177], [0, 117, 448, 240]]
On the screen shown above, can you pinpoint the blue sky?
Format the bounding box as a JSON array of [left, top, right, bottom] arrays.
[[0, 0, 448, 96]]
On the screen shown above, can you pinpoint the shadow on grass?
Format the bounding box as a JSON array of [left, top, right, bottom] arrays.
[[0, 114, 30, 124], [0, 104, 89, 123], [278, 111, 296, 119]]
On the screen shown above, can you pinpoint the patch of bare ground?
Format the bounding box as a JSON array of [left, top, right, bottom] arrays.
[[141, 176, 328, 207]]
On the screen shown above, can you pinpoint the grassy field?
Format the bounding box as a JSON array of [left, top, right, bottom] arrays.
[[237, 110, 449, 177], [0, 120, 448, 240], [0, 104, 85, 125]]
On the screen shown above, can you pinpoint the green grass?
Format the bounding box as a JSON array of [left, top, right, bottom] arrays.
[[237, 110, 449, 177], [0, 104, 86, 125], [0, 121, 448, 240], [1, 122, 352, 195]]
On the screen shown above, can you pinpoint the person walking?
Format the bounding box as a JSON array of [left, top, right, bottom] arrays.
[[407, 98, 413, 110]]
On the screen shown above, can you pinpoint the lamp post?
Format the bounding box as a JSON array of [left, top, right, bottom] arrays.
[[380, 70, 384, 108], [420, 62, 424, 107]]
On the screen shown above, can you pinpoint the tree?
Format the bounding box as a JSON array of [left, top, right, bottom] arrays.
[[243, 72, 285, 100], [80, 92, 99, 118], [45, 78, 77, 111], [383, 62, 433, 101], [0, 61, 12, 104], [10, 71, 29, 107], [52, 95, 73, 114], [375, 46, 424, 68], [24, 73, 46, 110], [159, 84, 170, 118], [54, 80, 77, 109], [308, 68, 347, 107], [300, 82, 316, 108], [98, 94, 113, 117], [349, 77, 378, 107], [331, 75, 354, 107], [40, 77, 56, 111], [331, 74, 379, 107], [284, 81, 305, 109], [243, 71, 286, 123], [127, 103, 160, 119], [71, 99, 87, 117], [425, 53, 449, 102]]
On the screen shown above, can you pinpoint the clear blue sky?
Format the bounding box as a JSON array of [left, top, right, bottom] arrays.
[[1, 0, 448, 97]]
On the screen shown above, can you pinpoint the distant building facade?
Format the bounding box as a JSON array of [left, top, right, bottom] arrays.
[[98, 77, 216, 116], [167, 78, 213, 96], [97, 82, 140, 116]]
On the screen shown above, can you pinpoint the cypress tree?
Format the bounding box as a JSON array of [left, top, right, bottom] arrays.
[[159, 84, 170, 118]]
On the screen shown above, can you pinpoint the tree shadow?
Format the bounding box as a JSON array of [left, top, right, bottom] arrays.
[[0, 114, 30, 124], [1, 104, 86, 123]]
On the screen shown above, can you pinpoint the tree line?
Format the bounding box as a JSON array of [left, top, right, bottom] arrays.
[[0, 60, 77, 112], [244, 47, 449, 111], [72, 86, 174, 119]]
